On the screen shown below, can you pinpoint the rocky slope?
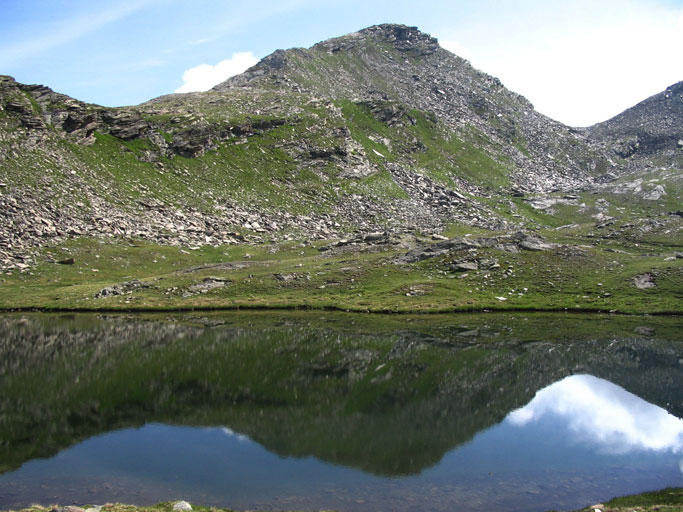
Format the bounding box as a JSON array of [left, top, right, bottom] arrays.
[[589, 81, 683, 165], [0, 24, 681, 274], [217, 24, 608, 191]]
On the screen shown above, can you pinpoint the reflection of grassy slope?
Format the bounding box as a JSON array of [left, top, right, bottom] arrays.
[[1, 313, 681, 477]]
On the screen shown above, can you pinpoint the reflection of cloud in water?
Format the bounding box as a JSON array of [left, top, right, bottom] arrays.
[[219, 426, 250, 442], [507, 375, 683, 455]]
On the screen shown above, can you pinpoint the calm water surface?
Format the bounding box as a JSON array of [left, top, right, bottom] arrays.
[[0, 312, 681, 512]]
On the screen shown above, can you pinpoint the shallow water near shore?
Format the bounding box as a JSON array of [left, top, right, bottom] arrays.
[[0, 312, 681, 511]]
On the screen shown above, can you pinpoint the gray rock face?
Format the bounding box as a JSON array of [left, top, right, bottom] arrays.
[[452, 261, 479, 271], [182, 277, 231, 297], [95, 279, 151, 298], [216, 25, 608, 194], [395, 232, 556, 264]]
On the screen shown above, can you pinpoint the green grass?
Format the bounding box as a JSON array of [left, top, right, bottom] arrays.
[[408, 113, 511, 189], [1, 70, 680, 315], [602, 488, 683, 508], [568, 487, 683, 511], [1, 233, 680, 314], [6, 488, 683, 512]]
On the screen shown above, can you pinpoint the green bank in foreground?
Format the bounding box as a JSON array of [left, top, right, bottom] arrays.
[[0, 231, 680, 314], [572, 488, 683, 511], [4, 489, 683, 512]]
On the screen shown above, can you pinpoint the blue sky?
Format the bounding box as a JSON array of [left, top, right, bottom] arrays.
[[1, 0, 681, 126]]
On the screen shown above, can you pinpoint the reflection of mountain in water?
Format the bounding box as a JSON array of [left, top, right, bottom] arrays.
[[0, 313, 681, 476]]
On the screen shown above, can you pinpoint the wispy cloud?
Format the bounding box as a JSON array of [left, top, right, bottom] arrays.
[[132, 59, 167, 71], [189, 38, 212, 46], [181, 0, 316, 50], [0, 0, 158, 68], [175, 52, 259, 93]]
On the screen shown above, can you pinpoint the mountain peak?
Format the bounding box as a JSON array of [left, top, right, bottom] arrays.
[[326, 24, 440, 56], [214, 24, 442, 92]]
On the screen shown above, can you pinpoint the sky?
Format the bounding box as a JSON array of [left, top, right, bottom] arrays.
[[0, 0, 681, 126]]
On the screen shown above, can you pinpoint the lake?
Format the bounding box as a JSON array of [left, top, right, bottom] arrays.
[[0, 312, 681, 511]]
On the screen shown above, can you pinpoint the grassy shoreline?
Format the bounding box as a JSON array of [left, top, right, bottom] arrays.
[[1, 234, 681, 315], [1, 304, 682, 315], [3, 488, 683, 512]]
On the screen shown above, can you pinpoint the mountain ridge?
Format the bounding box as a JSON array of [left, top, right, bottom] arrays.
[[0, 24, 680, 313], [214, 24, 603, 192], [589, 80, 683, 162]]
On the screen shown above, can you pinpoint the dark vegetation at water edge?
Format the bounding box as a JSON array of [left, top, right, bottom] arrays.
[[569, 487, 683, 511]]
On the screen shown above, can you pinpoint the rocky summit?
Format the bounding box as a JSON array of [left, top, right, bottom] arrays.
[[0, 24, 680, 313]]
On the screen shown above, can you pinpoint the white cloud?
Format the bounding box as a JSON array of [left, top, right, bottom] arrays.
[[485, 17, 683, 126], [175, 52, 259, 93], [436, 0, 683, 126], [439, 40, 472, 61], [507, 375, 683, 454], [219, 426, 250, 443]]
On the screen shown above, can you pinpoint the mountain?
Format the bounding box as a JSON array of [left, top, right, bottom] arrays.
[[215, 24, 605, 190], [0, 24, 680, 313], [589, 81, 683, 165]]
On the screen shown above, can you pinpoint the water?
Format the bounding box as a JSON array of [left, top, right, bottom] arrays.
[[0, 312, 681, 511]]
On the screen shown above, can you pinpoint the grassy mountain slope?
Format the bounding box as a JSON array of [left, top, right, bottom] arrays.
[[0, 24, 680, 312]]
